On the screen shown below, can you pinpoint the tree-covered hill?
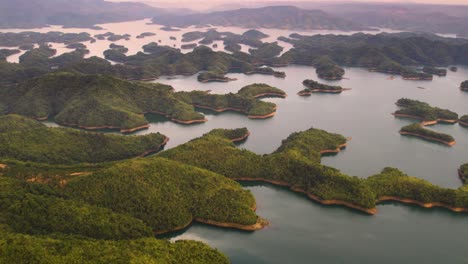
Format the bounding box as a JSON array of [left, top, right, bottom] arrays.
[[3, 72, 205, 131], [161, 128, 468, 212], [0, 115, 167, 164]]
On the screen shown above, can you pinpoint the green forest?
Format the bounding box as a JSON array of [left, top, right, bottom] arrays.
[[394, 98, 458, 121]]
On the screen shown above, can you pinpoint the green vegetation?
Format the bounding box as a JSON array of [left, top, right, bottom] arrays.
[[66, 43, 87, 50], [0, 232, 229, 264], [136, 32, 156, 39], [281, 32, 468, 79], [95, 32, 130, 42], [0, 115, 167, 164], [0, 49, 20, 61], [460, 115, 468, 126], [395, 98, 458, 121], [249, 42, 283, 59], [313, 56, 345, 80], [176, 84, 284, 117], [237, 83, 286, 98], [422, 66, 447, 76], [0, 156, 260, 235], [301, 79, 345, 93], [0, 32, 92, 47], [459, 164, 468, 184], [63, 158, 258, 233], [461, 80, 468, 91], [4, 72, 204, 130], [197, 71, 233, 82], [161, 128, 468, 211], [400, 124, 455, 144], [368, 167, 468, 207], [0, 176, 152, 239], [181, 43, 198, 50], [246, 67, 286, 77], [161, 128, 376, 209]]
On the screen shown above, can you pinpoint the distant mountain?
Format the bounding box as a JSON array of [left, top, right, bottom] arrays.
[[294, 3, 468, 37], [0, 0, 163, 29], [152, 6, 370, 31]]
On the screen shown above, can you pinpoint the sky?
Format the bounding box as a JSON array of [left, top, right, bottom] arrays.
[[110, 0, 468, 10]]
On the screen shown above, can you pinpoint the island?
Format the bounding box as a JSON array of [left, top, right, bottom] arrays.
[[401, 70, 433, 80], [94, 32, 131, 42], [393, 98, 459, 125], [299, 79, 351, 95], [2, 73, 286, 131], [176, 84, 286, 119], [3, 72, 207, 132], [400, 123, 455, 146], [197, 72, 237, 83], [245, 67, 286, 78], [161, 128, 468, 214], [461, 80, 468, 91], [136, 32, 156, 39], [66, 43, 87, 50], [459, 115, 468, 127], [161, 26, 181, 32], [422, 66, 447, 76]]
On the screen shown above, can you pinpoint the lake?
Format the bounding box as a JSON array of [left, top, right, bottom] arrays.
[[3, 19, 468, 264]]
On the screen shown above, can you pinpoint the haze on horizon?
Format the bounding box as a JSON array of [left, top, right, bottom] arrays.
[[110, 0, 468, 11]]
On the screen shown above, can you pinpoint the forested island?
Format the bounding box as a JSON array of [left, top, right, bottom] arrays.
[[0, 73, 285, 132], [422, 66, 447, 76], [161, 128, 468, 213], [461, 81, 468, 91], [400, 124, 456, 146], [177, 84, 285, 119], [393, 98, 458, 125], [299, 79, 350, 95], [459, 115, 468, 127], [1, 121, 468, 262]]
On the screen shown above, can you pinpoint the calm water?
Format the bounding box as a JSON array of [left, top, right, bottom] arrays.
[[0, 19, 404, 63], [172, 184, 468, 264], [5, 20, 468, 263]]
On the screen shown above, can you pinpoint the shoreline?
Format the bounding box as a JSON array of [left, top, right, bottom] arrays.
[[193, 104, 277, 119], [399, 131, 456, 146], [376, 196, 468, 213], [155, 210, 267, 236], [234, 177, 377, 215], [138, 136, 170, 157], [55, 121, 144, 133], [230, 131, 251, 143], [392, 113, 458, 126], [143, 110, 208, 125], [252, 92, 287, 98], [298, 88, 351, 95], [199, 77, 237, 83], [459, 120, 468, 127]]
